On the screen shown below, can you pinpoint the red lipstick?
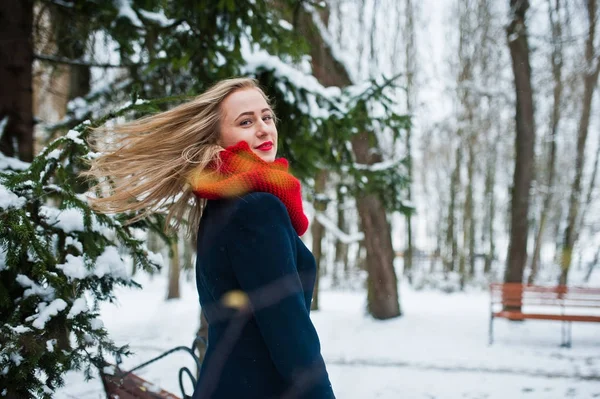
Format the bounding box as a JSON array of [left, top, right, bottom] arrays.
[[256, 141, 273, 151]]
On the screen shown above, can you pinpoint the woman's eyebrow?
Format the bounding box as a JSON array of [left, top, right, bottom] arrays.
[[235, 108, 272, 121], [234, 111, 254, 121]]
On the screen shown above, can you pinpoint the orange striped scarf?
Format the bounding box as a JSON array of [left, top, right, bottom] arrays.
[[188, 141, 309, 236]]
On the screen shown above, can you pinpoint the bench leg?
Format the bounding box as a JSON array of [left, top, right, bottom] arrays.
[[560, 321, 573, 348]]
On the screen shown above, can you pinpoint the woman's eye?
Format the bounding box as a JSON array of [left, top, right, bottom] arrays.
[[240, 119, 252, 126], [263, 115, 273, 122]]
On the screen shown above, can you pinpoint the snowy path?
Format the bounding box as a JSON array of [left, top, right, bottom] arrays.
[[327, 363, 600, 399], [326, 358, 600, 381], [58, 274, 600, 398]]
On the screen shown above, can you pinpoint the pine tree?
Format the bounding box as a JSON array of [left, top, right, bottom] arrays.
[[0, 101, 166, 398]]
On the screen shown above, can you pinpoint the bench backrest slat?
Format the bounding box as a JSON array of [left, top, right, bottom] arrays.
[[102, 368, 181, 399], [489, 283, 600, 310]]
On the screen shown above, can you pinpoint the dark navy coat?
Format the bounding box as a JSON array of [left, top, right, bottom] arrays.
[[192, 192, 335, 399]]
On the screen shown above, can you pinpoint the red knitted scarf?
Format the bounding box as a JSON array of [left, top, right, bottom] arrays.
[[188, 141, 309, 236]]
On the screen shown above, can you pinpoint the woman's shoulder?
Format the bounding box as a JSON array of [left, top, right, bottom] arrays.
[[230, 192, 291, 228], [200, 193, 285, 243], [236, 192, 284, 208], [203, 193, 292, 237], [234, 192, 286, 216]]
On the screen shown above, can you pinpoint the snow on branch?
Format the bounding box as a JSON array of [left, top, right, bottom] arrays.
[[338, 156, 403, 173], [115, 0, 143, 28], [27, 299, 68, 330], [304, 201, 364, 244], [240, 38, 348, 120], [241, 39, 341, 102], [352, 158, 401, 172], [114, 0, 178, 29], [0, 117, 7, 141], [138, 9, 176, 27], [315, 212, 364, 244], [0, 184, 26, 209], [15, 275, 56, 301]]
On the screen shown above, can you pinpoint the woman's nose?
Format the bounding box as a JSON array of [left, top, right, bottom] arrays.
[[256, 119, 271, 135]]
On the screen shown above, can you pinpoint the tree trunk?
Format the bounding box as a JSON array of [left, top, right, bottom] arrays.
[[446, 146, 460, 275], [311, 170, 328, 311], [433, 203, 444, 274], [552, 204, 564, 267], [575, 71, 600, 252], [357, 0, 366, 78], [584, 246, 599, 283], [456, 0, 471, 289], [483, 147, 496, 276], [356, 239, 367, 272], [530, 0, 563, 284], [296, 5, 401, 319], [403, 0, 416, 284], [0, 0, 34, 163], [138, 229, 163, 276], [458, 144, 468, 289], [51, 3, 91, 101], [182, 232, 195, 281], [147, 229, 162, 253], [559, 0, 599, 286], [167, 238, 180, 299], [474, 0, 497, 279], [333, 183, 349, 287], [504, 0, 536, 288], [466, 138, 475, 280], [578, 130, 600, 241], [358, 190, 401, 318]]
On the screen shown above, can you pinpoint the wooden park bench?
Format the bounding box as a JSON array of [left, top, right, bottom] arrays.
[[100, 336, 206, 399], [489, 283, 600, 347]]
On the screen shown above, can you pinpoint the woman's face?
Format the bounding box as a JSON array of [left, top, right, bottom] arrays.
[[219, 88, 278, 162]]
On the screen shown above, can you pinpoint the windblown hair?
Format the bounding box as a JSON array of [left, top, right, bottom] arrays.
[[83, 77, 272, 239]]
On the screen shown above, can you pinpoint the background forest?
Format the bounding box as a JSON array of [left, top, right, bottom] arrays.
[[1, 0, 599, 398]]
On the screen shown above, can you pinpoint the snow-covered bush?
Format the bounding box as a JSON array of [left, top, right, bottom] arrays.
[[0, 112, 163, 398]]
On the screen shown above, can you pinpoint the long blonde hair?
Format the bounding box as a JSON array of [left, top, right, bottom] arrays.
[[83, 77, 271, 239]]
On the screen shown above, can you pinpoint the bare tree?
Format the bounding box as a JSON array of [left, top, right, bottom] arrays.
[[578, 134, 600, 243], [0, 0, 34, 163], [478, 0, 501, 278], [584, 246, 599, 283], [456, 0, 478, 289], [296, 4, 401, 319], [403, 0, 416, 283], [333, 183, 349, 287], [182, 232, 195, 281], [50, 5, 91, 101], [167, 237, 181, 299], [483, 127, 498, 276], [445, 146, 461, 275], [529, 0, 564, 284], [559, 0, 600, 285], [504, 0, 536, 286], [311, 170, 328, 310]]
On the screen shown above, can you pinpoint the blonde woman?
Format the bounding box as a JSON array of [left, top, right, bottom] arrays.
[[87, 78, 335, 398]]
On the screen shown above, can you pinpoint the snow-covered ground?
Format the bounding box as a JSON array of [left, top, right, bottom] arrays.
[[59, 271, 600, 399]]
